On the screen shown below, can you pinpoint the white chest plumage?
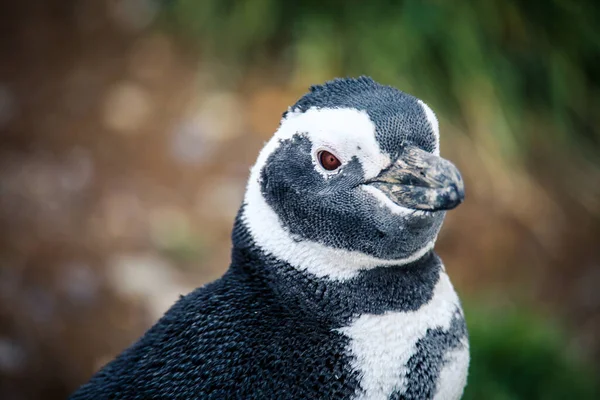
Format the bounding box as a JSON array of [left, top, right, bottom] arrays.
[[434, 343, 470, 400], [337, 271, 469, 400]]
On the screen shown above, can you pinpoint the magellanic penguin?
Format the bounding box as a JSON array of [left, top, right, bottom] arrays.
[[71, 77, 469, 400]]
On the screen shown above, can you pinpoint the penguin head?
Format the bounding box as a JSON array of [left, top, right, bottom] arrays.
[[242, 77, 464, 280]]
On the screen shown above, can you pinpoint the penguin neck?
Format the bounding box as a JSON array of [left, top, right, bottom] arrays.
[[230, 214, 443, 327]]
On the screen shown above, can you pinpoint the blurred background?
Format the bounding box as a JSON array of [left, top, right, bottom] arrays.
[[0, 0, 599, 399]]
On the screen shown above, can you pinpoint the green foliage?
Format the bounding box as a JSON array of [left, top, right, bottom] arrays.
[[160, 0, 600, 159], [463, 303, 599, 400]]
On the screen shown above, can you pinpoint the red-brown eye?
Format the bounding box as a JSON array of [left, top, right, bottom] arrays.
[[318, 150, 341, 171]]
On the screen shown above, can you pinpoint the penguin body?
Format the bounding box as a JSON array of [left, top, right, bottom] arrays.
[[71, 77, 469, 400]]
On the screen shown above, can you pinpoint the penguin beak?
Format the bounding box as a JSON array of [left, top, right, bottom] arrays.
[[367, 146, 465, 211]]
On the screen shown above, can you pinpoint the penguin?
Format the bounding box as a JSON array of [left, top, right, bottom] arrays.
[[70, 76, 469, 400]]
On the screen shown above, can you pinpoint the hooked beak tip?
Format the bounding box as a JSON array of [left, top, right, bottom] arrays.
[[368, 146, 465, 212], [444, 182, 465, 210]]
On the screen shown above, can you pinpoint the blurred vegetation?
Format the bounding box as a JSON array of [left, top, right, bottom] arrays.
[[464, 304, 599, 399], [1, 1, 599, 399], [163, 0, 600, 161]]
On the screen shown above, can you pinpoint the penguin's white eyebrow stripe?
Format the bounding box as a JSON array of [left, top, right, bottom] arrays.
[[277, 107, 391, 180], [417, 100, 440, 156]]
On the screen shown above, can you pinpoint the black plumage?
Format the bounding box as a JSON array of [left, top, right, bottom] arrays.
[[71, 215, 464, 399]]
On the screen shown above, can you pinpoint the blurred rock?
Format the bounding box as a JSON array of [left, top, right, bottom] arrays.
[[170, 92, 244, 164], [196, 178, 245, 222], [59, 148, 95, 193], [170, 119, 214, 165], [0, 153, 92, 238], [108, 253, 193, 320], [23, 287, 56, 325], [0, 339, 26, 374], [103, 81, 152, 134], [97, 189, 147, 242], [60, 263, 99, 306], [148, 205, 193, 251], [194, 92, 245, 141]]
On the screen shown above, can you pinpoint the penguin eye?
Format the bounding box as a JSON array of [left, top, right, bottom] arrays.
[[318, 150, 341, 171]]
